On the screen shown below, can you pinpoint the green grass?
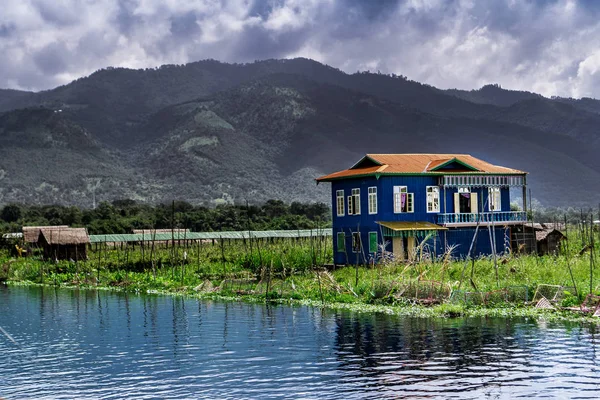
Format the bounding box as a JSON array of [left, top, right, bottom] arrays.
[[2, 230, 600, 322]]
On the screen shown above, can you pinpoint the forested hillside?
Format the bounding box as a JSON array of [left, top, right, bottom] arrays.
[[0, 58, 598, 207]]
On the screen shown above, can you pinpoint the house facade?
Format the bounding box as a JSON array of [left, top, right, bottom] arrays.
[[316, 154, 529, 264]]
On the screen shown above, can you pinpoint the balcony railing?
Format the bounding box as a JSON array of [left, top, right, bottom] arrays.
[[437, 211, 527, 225]]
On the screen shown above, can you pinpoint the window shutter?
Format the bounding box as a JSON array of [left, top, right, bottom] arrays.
[[454, 193, 460, 214], [369, 232, 377, 253], [347, 196, 353, 215], [337, 232, 345, 252], [470, 192, 478, 214]]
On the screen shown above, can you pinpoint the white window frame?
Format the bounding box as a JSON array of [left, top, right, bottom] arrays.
[[368, 187, 377, 215], [336, 190, 345, 216], [489, 187, 501, 211], [426, 186, 440, 213], [351, 188, 361, 215], [393, 186, 414, 213]]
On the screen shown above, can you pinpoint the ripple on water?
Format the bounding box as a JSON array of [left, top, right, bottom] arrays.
[[2, 286, 600, 399]]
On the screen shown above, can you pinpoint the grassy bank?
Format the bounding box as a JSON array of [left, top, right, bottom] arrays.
[[2, 231, 600, 322]]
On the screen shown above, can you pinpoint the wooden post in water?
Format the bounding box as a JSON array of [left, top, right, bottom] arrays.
[[590, 215, 595, 295], [141, 232, 145, 268], [564, 214, 578, 297], [355, 223, 360, 287], [151, 230, 157, 280], [220, 235, 226, 278], [197, 238, 201, 274]]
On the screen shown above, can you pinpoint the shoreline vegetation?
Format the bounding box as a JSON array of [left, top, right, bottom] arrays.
[[2, 230, 600, 324], [1, 200, 599, 323], [4, 278, 599, 324]]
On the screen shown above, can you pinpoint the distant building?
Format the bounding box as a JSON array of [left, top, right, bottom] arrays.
[[316, 154, 530, 264], [38, 227, 90, 261]]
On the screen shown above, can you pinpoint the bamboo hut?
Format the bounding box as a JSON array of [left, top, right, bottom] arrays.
[[38, 227, 90, 261]]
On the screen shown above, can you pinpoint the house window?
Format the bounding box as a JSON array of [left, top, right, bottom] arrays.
[[368, 232, 378, 253], [489, 187, 501, 211], [352, 232, 361, 253], [368, 187, 377, 214], [393, 186, 413, 213], [348, 188, 361, 215], [337, 232, 345, 252], [426, 186, 440, 213], [336, 190, 345, 216]]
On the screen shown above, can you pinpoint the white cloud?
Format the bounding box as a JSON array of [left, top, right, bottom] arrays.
[[1, 0, 600, 98]]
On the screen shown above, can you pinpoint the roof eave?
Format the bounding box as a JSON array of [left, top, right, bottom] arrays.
[[316, 170, 527, 182]]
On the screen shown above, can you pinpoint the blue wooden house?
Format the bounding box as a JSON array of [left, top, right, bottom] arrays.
[[316, 154, 529, 264]]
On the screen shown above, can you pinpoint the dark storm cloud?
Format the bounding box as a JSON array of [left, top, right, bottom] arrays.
[[34, 0, 80, 26], [33, 42, 70, 75], [232, 24, 308, 61], [170, 11, 201, 38], [0, 23, 15, 37], [341, 0, 401, 20], [115, 0, 143, 36], [1, 0, 600, 98]]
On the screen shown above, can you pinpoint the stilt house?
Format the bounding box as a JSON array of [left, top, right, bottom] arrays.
[[316, 154, 530, 264]]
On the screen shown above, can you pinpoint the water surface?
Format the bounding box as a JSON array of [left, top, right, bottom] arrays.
[[1, 286, 599, 399]]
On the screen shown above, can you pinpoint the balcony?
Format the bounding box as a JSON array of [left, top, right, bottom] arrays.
[[437, 211, 527, 227]]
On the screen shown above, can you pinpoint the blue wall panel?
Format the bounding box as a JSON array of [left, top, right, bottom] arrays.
[[332, 226, 510, 264], [329, 175, 516, 265]]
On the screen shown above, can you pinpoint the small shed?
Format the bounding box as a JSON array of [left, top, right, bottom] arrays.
[[38, 227, 90, 261], [536, 228, 566, 256]]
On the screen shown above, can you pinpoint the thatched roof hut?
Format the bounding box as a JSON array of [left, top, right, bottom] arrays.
[[535, 228, 566, 256], [22, 225, 68, 244], [38, 227, 90, 261]]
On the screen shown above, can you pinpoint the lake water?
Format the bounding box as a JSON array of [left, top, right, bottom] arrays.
[[1, 286, 600, 399]]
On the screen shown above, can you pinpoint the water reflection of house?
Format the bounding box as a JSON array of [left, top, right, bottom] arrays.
[[38, 227, 90, 261]]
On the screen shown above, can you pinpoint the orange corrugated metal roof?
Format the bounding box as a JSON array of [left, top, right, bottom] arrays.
[[316, 154, 526, 182]]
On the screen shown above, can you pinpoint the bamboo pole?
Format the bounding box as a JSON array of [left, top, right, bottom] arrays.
[[590, 215, 595, 295], [564, 214, 578, 297]]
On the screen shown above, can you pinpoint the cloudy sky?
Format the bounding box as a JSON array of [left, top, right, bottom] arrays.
[[2, 0, 600, 98]]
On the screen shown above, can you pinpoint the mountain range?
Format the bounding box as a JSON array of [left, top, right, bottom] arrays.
[[0, 58, 598, 207]]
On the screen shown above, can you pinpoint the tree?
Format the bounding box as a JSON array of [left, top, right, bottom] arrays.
[[1, 204, 21, 223]]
